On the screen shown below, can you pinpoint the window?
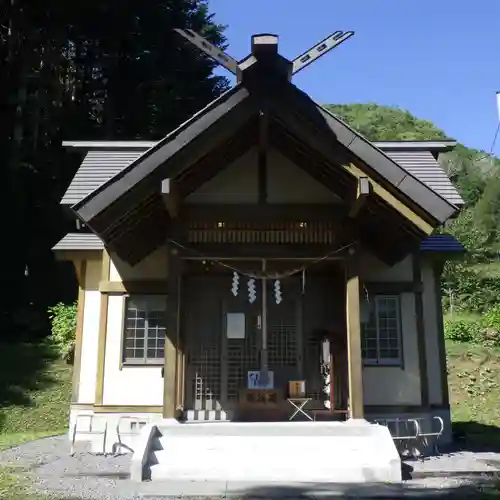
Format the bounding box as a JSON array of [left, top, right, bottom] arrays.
[[123, 295, 167, 365], [361, 295, 402, 366]]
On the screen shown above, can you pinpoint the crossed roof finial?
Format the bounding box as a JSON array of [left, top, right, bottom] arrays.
[[174, 29, 354, 82]]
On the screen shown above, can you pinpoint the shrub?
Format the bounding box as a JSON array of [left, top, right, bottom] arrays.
[[48, 302, 77, 362], [444, 318, 482, 343], [480, 307, 500, 347], [483, 307, 500, 331]]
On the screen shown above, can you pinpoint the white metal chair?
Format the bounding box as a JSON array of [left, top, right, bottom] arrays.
[[113, 416, 150, 456], [70, 414, 108, 456]]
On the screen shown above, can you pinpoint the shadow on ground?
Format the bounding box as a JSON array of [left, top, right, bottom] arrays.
[[451, 421, 500, 454], [0, 342, 58, 431], [235, 479, 500, 499]]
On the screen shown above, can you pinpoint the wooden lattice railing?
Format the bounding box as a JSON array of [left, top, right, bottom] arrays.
[[186, 220, 337, 244]]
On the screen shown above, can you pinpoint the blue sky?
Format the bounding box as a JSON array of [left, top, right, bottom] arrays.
[[208, 0, 500, 153]]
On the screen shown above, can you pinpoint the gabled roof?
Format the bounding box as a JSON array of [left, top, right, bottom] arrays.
[[60, 37, 464, 265], [73, 85, 252, 222], [70, 83, 458, 225], [420, 233, 465, 253], [61, 140, 463, 207]]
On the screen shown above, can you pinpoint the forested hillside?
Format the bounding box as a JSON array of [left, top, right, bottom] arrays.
[[0, 0, 229, 340], [326, 104, 500, 317]]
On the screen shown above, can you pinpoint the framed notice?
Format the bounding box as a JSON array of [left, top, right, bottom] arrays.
[[226, 313, 245, 339], [247, 370, 274, 389]]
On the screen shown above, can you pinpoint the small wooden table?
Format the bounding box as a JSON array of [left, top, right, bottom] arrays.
[[287, 398, 312, 421]]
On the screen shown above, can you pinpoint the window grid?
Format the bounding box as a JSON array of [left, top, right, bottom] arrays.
[[361, 295, 401, 366], [123, 295, 167, 365]]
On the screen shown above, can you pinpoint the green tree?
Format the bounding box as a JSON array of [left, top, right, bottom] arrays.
[[325, 102, 500, 316], [325, 103, 448, 141], [0, 0, 228, 338]]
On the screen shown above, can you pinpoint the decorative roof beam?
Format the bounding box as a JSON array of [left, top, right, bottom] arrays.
[[173, 29, 353, 84], [252, 33, 279, 56], [174, 29, 239, 76], [292, 31, 354, 75], [239, 34, 293, 84]]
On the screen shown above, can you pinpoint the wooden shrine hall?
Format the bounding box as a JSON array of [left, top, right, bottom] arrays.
[[55, 29, 464, 484]]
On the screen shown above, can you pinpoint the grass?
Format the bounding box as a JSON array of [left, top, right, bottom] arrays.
[[447, 340, 500, 449], [444, 311, 483, 323], [0, 341, 72, 499]]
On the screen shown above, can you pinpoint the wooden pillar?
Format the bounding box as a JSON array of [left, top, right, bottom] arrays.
[[434, 261, 450, 408], [345, 253, 364, 419], [72, 260, 86, 403], [95, 250, 110, 406], [175, 269, 185, 412], [413, 254, 429, 409], [163, 240, 180, 419]]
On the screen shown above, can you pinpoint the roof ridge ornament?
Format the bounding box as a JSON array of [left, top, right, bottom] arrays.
[[174, 29, 354, 81], [291, 31, 354, 75]]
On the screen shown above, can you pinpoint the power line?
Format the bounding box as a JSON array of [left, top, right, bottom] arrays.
[[474, 121, 500, 163], [489, 121, 500, 157]]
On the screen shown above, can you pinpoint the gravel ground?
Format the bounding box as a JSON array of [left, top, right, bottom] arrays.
[[1, 435, 500, 499]]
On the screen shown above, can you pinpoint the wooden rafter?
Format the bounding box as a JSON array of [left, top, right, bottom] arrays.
[[176, 115, 258, 199], [348, 177, 371, 219], [258, 110, 269, 203], [161, 178, 180, 218], [344, 163, 434, 235]]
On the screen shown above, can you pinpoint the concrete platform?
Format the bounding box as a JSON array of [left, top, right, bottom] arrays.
[[149, 419, 402, 484]]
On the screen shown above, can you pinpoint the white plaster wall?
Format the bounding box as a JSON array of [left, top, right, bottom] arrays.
[[77, 290, 101, 404], [360, 254, 413, 282], [266, 149, 339, 204], [363, 292, 421, 406], [421, 261, 443, 405], [102, 295, 164, 406], [109, 244, 168, 281], [186, 149, 258, 204], [185, 147, 340, 204]]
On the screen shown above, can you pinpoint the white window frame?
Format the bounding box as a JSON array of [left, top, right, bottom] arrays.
[[122, 294, 167, 366], [361, 294, 402, 366]]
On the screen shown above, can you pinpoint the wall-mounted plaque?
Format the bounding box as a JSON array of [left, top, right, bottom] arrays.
[[226, 313, 245, 339], [247, 370, 274, 389]]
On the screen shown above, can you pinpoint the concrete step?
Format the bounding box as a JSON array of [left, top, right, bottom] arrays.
[[140, 479, 409, 498], [150, 421, 402, 483], [157, 420, 387, 438]]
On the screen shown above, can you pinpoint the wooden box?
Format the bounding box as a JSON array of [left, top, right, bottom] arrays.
[[288, 380, 306, 398]]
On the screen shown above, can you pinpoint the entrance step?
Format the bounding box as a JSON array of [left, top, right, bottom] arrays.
[[184, 409, 233, 421], [149, 420, 402, 483]]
